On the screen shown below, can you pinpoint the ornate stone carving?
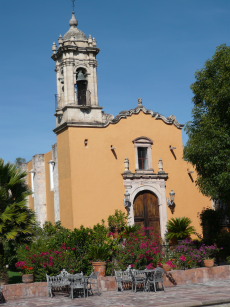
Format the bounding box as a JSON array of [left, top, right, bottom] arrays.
[[124, 158, 130, 172], [104, 104, 183, 129]]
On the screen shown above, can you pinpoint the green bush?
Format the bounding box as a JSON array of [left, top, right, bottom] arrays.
[[165, 217, 196, 243], [107, 210, 128, 231], [199, 208, 222, 243]]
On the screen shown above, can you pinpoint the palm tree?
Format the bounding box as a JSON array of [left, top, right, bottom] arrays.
[[0, 159, 36, 262], [165, 217, 196, 244]]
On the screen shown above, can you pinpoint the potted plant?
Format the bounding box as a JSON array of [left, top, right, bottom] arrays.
[[199, 244, 220, 268], [108, 210, 128, 237], [15, 261, 34, 283], [165, 217, 196, 245], [88, 243, 112, 277]]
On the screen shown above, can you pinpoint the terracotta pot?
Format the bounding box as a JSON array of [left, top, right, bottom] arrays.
[[204, 258, 214, 268], [22, 274, 34, 283], [92, 261, 106, 277], [162, 264, 171, 271], [113, 230, 119, 239]]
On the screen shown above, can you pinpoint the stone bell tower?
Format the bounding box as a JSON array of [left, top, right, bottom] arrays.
[[52, 11, 109, 133]]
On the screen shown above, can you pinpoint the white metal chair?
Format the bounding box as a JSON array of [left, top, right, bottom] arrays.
[[131, 270, 147, 292], [146, 267, 165, 292]]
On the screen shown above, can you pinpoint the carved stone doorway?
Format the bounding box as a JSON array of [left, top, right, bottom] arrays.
[[133, 190, 161, 237]]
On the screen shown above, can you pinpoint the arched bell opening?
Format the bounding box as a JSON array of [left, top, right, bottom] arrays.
[[133, 190, 161, 239], [75, 68, 88, 106]]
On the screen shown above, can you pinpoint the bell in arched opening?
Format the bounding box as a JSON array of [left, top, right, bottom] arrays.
[[76, 69, 88, 106]]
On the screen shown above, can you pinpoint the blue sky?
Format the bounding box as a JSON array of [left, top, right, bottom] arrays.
[[1, 0, 230, 163]]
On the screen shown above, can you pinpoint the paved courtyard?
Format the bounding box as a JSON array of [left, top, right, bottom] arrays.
[[3, 279, 230, 307]]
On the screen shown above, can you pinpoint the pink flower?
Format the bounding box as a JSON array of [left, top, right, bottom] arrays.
[[146, 263, 154, 269], [180, 255, 187, 261]]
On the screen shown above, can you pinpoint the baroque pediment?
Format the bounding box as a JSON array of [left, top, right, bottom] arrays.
[[104, 103, 184, 129]]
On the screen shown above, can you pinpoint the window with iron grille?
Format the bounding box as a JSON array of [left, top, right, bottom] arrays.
[[133, 137, 153, 171]]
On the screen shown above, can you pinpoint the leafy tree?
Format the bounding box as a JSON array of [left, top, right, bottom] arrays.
[[0, 159, 36, 266], [15, 157, 26, 168], [184, 45, 230, 203], [165, 217, 196, 243]]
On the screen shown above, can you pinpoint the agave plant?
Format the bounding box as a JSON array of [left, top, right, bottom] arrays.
[[165, 217, 196, 244]]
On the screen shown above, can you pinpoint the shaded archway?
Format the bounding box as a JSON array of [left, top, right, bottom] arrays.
[[134, 190, 161, 237]]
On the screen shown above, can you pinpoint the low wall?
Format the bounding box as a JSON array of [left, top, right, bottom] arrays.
[[2, 265, 230, 300], [2, 282, 48, 301], [164, 265, 230, 287]]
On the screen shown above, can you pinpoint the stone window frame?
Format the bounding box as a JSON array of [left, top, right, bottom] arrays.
[[133, 137, 153, 172]]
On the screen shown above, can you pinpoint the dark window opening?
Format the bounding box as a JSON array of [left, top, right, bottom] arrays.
[[138, 147, 148, 170]]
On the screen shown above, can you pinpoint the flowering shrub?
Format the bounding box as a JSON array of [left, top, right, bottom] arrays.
[[15, 260, 34, 274], [114, 228, 163, 270], [15, 222, 224, 281], [169, 239, 221, 269], [16, 221, 117, 281]]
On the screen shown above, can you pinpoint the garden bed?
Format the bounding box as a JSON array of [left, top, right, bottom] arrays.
[[2, 265, 230, 300]]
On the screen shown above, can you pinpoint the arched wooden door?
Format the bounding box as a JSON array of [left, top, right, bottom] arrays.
[[134, 191, 161, 236]]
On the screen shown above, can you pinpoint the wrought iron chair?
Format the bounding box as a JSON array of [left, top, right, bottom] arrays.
[[131, 270, 147, 292], [115, 270, 133, 291], [0, 286, 5, 304], [146, 267, 165, 292], [69, 272, 86, 299], [46, 269, 71, 297], [87, 272, 100, 295]]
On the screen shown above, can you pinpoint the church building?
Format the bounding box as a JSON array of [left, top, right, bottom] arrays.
[[26, 11, 212, 238]]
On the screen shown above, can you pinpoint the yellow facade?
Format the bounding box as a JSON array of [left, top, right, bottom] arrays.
[[53, 110, 211, 235], [26, 11, 212, 237]]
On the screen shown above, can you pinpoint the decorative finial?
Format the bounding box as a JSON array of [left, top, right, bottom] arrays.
[[69, 0, 78, 27], [69, 11, 78, 27], [138, 98, 143, 106]]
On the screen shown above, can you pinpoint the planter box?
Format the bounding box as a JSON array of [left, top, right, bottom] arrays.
[[1, 265, 230, 300]]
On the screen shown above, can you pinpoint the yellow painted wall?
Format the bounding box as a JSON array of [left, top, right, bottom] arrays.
[[57, 129, 74, 229], [57, 111, 211, 235]]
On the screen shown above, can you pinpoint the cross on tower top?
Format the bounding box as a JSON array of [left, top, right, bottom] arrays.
[[72, 0, 76, 12]]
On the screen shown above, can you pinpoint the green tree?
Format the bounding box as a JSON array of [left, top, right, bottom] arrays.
[[184, 45, 230, 203], [0, 159, 36, 264], [15, 157, 26, 168]]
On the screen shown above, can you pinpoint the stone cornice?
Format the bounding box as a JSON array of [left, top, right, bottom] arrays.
[[52, 46, 100, 61], [122, 171, 169, 180], [104, 105, 184, 129]]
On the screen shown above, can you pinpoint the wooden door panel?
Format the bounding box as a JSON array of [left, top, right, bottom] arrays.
[[134, 194, 144, 218], [134, 191, 161, 236]]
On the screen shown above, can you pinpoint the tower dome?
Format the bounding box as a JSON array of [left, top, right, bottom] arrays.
[[63, 12, 87, 41]]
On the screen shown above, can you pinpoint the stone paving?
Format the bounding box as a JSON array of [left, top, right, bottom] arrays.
[[3, 279, 230, 307]]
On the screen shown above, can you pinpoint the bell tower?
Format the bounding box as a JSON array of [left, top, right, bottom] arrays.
[[52, 11, 108, 132]]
